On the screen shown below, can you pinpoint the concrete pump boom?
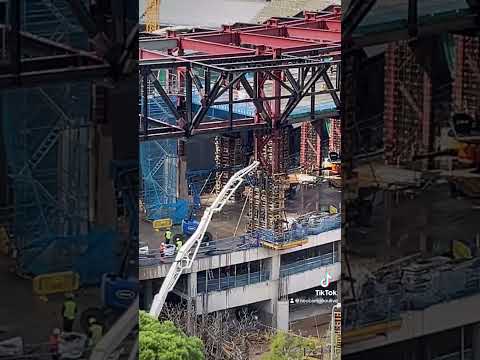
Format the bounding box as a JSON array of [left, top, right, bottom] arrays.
[[149, 160, 259, 318]]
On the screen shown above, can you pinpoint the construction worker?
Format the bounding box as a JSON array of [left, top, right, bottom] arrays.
[[87, 318, 103, 347], [175, 237, 183, 252], [164, 228, 172, 244], [62, 293, 77, 332], [49, 328, 61, 360]]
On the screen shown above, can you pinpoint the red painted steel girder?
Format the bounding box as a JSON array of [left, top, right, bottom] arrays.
[[286, 27, 340, 42], [179, 38, 254, 55], [238, 32, 317, 48]]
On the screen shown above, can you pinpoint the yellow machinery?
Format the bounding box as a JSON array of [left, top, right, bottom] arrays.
[[152, 218, 172, 231], [33, 271, 80, 296], [145, 0, 161, 33]]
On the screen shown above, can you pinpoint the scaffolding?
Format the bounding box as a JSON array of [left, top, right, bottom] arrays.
[[384, 41, 432, 166], [139, 73, 179, 220], [0, 0, 122, 283], [214, 135, 244, 198]]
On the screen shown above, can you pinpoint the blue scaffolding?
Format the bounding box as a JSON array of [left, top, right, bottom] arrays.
[[140, 89, 182, 221], [0, 1, 120, 284]]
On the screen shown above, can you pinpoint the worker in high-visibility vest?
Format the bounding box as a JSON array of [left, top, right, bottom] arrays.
[[164, 229, 172, 244], [62, 293, 77, 332], [87, 318, 103, 347], [176, 238, 183, 252]]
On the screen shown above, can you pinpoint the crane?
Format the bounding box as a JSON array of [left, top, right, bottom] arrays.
[[149, 160, 259, 317], [145, 0, 161, 33], [89, 161, 259, 359]]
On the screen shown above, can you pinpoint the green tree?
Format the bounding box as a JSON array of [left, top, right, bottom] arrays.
[[261, 331, 317, 360], [139, 311, 204, 360]]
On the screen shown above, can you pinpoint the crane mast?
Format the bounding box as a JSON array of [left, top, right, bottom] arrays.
[[145, 0, 161, 33]]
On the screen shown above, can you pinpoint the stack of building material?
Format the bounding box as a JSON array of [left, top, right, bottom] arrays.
[[384, 41, 432, 166]]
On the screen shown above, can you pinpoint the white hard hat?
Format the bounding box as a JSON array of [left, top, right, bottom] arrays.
[[53, 328, 60, 335]]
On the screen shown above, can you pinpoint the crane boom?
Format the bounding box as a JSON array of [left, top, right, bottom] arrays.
[[149, 161, 259, 318]]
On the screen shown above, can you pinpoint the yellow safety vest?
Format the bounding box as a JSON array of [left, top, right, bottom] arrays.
[[453, 240, 472, 259], [165, 230, 172, 240], [89, 324, 103, 345], [63, 300, 76, 320], [176, 240, 183, 250]]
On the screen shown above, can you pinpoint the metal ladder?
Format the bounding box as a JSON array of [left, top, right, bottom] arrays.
[[18, 124, 62, 175]]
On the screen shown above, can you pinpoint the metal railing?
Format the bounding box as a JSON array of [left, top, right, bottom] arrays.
[[139, 213, 341, 268], [197, 270, 271, 293], [280, 252, 339, 277], [343, 292, 403, 331]]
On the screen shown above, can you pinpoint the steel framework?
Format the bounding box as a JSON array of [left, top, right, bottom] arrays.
[[139, 8, 341, 144]]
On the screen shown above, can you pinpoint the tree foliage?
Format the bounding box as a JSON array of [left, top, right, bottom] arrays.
[[261, 331, 316, 360], [139, 310, 204, 360]]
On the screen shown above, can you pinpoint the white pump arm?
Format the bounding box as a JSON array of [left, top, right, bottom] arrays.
[[148, 161, 259, 318]]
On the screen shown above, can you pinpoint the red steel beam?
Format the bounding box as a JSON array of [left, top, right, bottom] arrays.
[[238, 33, 316, 48], [179, 38, 254, 55], [286, 27, 340, 42], [140, 49, 170, 60]]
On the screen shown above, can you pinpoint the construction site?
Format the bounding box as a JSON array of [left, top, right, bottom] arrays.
[[138, 0, 342, 358], [343, 1, 480, 359]]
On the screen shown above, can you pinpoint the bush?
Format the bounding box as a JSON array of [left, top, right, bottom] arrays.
[[139, 311, 204, 360]]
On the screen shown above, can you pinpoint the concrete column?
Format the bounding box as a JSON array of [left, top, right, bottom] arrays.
[[177, 140, 188, 199], [473, 323, 480, 360], [337, 240, 341, 262], [187, 273, 197, 335], [187, 272, 198, 296], [385, 190, 392, 250], [276, 300, 289, 331], [337, 281, 341, 303], [269, 255, 281, 328], [144, 280, 153, 310]]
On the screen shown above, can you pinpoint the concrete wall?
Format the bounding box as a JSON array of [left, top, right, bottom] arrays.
[[195, 280, 274, 314], [140, 228, 340, 280], [285, 263, 340, 294]]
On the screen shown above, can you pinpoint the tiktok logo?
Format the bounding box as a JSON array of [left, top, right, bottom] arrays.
[[320, 272, 332, 288]]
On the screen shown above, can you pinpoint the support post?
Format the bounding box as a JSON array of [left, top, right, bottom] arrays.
[[473, 323, 480, 360]]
